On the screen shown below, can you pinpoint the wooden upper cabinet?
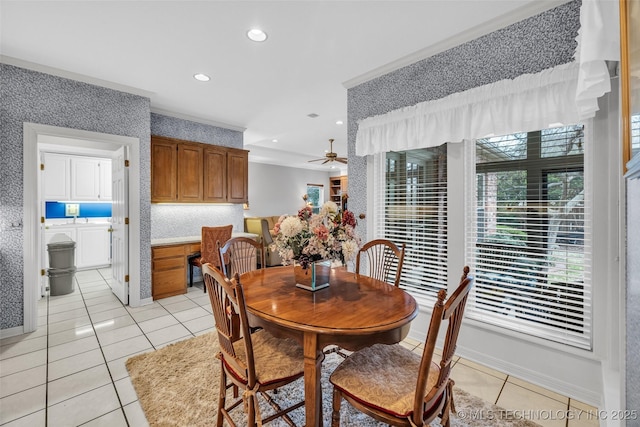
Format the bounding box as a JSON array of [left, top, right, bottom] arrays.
[[227, 148, 248, 203], [203, 146, 227, 202], [151, 138, 177, 202], [177, 143, 203, 202], [151, 135, 248, 204]]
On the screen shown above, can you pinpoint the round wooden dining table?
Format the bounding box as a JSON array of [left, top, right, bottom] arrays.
[[239, 265, 418, 427]]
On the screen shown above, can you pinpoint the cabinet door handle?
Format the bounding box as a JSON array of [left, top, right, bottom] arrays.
[[107, 228, 113, 233]]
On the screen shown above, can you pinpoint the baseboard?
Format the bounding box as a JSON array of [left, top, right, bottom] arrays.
[[0, 325, 25, 340], [138, 297, 154, 307], [457, 345, 602, 407]]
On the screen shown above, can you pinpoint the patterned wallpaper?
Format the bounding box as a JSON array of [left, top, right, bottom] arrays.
[[0, 64, 151, 329], [150, 113, 242, 149], [626, 178, 640, 413], [149, 113, 245, 239], [346, 0, 581, 244]]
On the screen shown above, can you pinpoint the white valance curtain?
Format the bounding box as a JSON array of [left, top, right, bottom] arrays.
[[355, 0, 620, 157]]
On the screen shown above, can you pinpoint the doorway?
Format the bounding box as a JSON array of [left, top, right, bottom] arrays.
[[23, 123, 141, 333]]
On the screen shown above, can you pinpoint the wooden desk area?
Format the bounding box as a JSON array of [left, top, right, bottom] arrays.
[[151, 232, 256, 300]]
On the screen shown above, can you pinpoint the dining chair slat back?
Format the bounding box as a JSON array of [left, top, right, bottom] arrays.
[[202, 264, 305, 427], [218, 236, 265, 278], [329, 266, 474, 427], [355, 239, 406, 287]]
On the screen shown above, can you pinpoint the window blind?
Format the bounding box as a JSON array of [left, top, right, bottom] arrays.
[[374, 145, 448, 302], [466, 125, 592, 349]]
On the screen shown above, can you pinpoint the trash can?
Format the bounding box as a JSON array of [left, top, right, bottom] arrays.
[[47, 267, 77, 296], [48, 233, 76, 269], [47, 233, 76, 295]]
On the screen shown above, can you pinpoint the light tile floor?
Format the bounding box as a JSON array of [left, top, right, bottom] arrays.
[[0, 268, 600, 427]]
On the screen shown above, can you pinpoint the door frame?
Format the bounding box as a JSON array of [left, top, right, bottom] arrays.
[[23, 122, 141, 333]]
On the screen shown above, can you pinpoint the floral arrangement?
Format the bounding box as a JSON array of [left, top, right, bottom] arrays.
[[271, 201, 360, 269]]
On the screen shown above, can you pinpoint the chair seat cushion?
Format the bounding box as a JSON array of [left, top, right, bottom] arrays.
[[329, 343, 440, 418], [227, 330, 304, 386]]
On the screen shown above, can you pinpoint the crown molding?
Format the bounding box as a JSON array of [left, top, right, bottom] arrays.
[[1, 55, 154, 98], [343, 0, 571, 89], [150, 108, 246, 132]]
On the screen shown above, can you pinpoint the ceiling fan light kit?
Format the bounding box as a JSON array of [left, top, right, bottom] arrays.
[[308, 139, 347, 164]]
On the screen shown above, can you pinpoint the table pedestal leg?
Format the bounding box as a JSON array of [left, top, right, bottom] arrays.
[[303, 333, 323, 426]]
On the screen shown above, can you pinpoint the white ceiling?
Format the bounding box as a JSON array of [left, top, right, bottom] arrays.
[[1, 0, 567, 172]]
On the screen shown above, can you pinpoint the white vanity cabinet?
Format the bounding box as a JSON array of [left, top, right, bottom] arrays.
[[43, 224, 111, 270], [76, 224, 111, 268], [43, 153, 112, 201]]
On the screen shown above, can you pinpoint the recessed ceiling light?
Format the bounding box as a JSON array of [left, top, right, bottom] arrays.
[[336, 120, 344, 125], [272, 139, 278, 143], [193, 73, 210, 82], [247, 29, 267, 42]]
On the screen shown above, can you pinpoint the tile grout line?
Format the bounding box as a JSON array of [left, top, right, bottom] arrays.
[[79, 272, 134, 426], [495, 374, 508, 406], [45, 281, 50, 427], [42, 272, 134, 426]]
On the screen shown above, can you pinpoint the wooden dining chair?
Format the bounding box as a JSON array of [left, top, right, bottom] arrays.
[[355, 239, 406, 287], [202, 263, 306, 427], [218, 236, 265, 278], [189, 225, 233, 292], [326, 239, 407, 359], [329, 266, 473, 427]]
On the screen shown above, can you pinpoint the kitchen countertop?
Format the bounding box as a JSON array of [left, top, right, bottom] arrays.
[[151, 231, 258, 247], [45, 218, 112, 228]]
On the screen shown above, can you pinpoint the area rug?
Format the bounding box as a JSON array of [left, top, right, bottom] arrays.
[[126, 333, 541, 427]]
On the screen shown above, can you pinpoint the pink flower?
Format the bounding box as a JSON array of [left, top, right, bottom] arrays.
[[314, 224, 329, 241]]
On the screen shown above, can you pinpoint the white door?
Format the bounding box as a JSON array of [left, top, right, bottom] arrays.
[[110, 147, 129, 304]]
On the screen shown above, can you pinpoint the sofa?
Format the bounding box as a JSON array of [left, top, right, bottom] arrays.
[[244, 216, 284, 267]]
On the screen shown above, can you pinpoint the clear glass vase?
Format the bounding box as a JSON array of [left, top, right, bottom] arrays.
[[294, 259, 331, 291]]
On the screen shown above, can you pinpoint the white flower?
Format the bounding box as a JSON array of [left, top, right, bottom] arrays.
[[341, 240, 359, 262], [320, 201, 339, 218], [279, 216, 303, 238]]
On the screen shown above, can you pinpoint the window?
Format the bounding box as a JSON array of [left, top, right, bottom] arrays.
[[306, 184, 323, 214], [633, 113, 640, 156], [375, 145, 448, 301], [467, 125, 592, 349]]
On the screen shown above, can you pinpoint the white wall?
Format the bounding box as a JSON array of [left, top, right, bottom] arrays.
[[246, 162, 332, 217]]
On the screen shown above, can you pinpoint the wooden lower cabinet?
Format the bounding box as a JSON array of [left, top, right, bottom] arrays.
[[152, 242, 201, 300]]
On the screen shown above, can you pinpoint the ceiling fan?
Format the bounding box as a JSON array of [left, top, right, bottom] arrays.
[[308, 139, 348, 164]]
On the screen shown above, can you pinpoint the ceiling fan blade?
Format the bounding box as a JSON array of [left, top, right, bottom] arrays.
[[308, 158, 327, 163], [322, 159, 330, 164], [336, 158, 348, 164]]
